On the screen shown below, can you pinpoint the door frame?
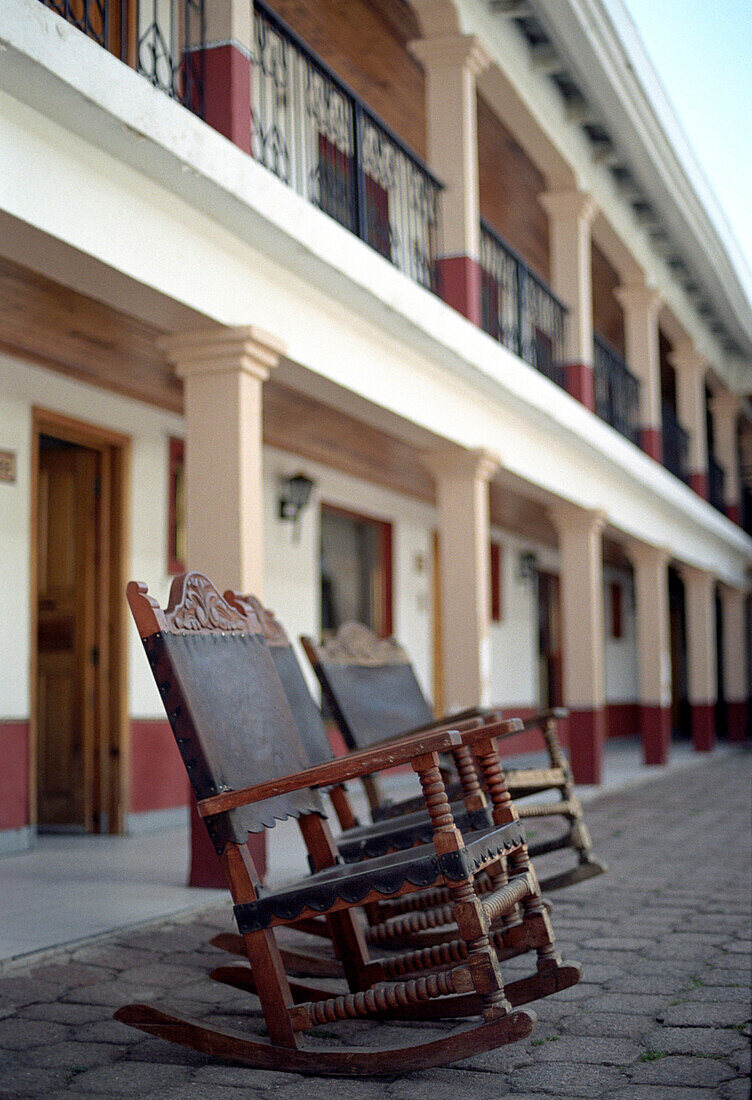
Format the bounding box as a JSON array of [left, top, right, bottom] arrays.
[[30, 408, 131, 834]]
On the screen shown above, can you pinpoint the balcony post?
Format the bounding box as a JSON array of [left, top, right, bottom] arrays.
[[410, 35, 490, 324], [679, 565, 717, 752], [670, 342, 708, 499], [197, 0, 253, 152], [549, 504, 607, 783], [719, 585, 750, 742], [625, 541, 672, 765], [614, 284, 662, 461], [163, 324, 286, 887], [709, 390, 741, 522], [424, 447, 499, 712], [539, 190, 597, 410]]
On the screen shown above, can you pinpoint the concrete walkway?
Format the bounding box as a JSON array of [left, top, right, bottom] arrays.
[[0, 747, 750, 1097]]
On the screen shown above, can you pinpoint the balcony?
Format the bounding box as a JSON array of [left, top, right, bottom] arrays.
[[741, 485, 752, 536], [252, 1, 443, 291], [480, 220, 566, 389], [707, 455, 726, 513], [661, 403, 690, 484], [37, 0, 206, 113], [592, 334, 640, 445]]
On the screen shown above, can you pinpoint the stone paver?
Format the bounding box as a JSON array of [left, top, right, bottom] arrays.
[[0, 748, 749, 1097]]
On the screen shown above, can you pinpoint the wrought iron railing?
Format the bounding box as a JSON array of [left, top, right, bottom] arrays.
[[741, 485, 752, 536], [661, 403, 690, 483], [707, 454, 726, 513], [37, 0, 205, 115], [480, 220, 566, 388], [592, 333, 640, 445], [251, 0, 443, 291]]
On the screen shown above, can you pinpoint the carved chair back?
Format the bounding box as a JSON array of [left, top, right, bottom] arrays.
[[302, 623, 435, 750], [224, 592, 334, 768], [126, 573, 325, 857]]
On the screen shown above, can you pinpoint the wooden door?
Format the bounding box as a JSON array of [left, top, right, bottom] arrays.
[[538, 571, 562, 709], [36, 438, 99, 830]]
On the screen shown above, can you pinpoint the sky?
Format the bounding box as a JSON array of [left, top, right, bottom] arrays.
[[620, 0, 752, 278]]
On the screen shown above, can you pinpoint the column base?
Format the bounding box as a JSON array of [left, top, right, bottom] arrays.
[[691, 703, 716, 752], [564, 362, 595, 411], [640, 427, 663, 463], [437, 255, 482, 326], [727, 700, 749, 743], [689, 471, 708, 500], [189, 797, 267, 887], [567, 707, 606, 784], [195, 43, 252, 154], [638, 704, 671, 765]]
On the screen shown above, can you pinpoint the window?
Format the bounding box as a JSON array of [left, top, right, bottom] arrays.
[[610, 581, 623, 640], [320, 504, 393, 637], [168, 437, 185, 574], [490, 542, 503, 622]]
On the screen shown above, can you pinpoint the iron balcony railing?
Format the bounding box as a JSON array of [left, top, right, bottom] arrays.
[[38, 0, 205, 115], [592, 333, 640, 445], [252, 0, 443, 291], [707, 454, 726, 513], [741, 484, 752, 536], [661, 403, 690, 484], [479, 219, 566, 389]]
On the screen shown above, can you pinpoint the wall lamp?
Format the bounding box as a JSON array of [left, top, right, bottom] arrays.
[[516, 550, 539, 586], [278, 472, 315, 541]]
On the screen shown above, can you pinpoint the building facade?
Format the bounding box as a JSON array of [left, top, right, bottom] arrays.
[[1, 0, 751, 859]]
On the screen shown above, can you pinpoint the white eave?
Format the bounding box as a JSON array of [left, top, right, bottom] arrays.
[[522, 0, 752, 377]]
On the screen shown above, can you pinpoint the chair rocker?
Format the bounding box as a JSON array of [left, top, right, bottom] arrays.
[[301, 623, 606, 893], [117, 573, 581, 1075], [210, 594, 578, 977]]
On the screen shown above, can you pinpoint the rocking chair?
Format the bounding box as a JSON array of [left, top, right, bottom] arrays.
[[301, 623, 606, 892], [117, 572, 578, 1075]]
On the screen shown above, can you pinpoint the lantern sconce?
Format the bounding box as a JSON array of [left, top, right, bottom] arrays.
[[516, 550, 539, 586], [278, 472, 315, 541]]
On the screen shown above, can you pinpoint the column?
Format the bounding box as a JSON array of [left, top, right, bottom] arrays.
[[198, 0, 254, 152], [679, 565, 717, 752], [410, 35, 490, 324], [163, 324, 285, 886], [550, 504, 607, 783], [614, 284, 662, 460], [539, 190, 598, 410], [671, 342, 708, 498], [424, 447, 499, 712], [626, 541, 672, 765], [719, 586, 750, 742], [710, 391, 741, 522]]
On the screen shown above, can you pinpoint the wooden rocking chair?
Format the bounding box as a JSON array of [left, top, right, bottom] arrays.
[[117, 573, 579, 1075], [301, 623, 606, 893]]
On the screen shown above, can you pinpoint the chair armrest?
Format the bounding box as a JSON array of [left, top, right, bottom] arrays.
[[197, 727, 467, 818], [518, 707, 568, 730]]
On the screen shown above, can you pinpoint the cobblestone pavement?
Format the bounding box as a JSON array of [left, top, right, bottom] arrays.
[[1, 748, 750, 1099]]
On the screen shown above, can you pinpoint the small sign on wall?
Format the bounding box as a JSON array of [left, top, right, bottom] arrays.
[[0, 450, 16, 483]]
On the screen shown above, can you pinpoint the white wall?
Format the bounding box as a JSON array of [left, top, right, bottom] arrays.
[[0, 350, 184, 721], [487, 528, 541, 708], [604, 565, 639, 704]]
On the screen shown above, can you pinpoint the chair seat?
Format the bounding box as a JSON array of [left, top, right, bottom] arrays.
[[337, 800, 493, 862], [235, 820, 527, 933]]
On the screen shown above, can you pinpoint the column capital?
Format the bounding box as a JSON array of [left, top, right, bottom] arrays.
[[409, 33, 491, 76], [614, 283, 662, 317], [679, 563, 716, 593], [708, 388, 741, 418], [668, 340, 706, 377], [539, 189, 597, 225], [423, 446, 500, 483], [718, 581, 749, 602], [161, 325, 286, 383], [623, 538, 671, 569], [549, 502, 607, 536]]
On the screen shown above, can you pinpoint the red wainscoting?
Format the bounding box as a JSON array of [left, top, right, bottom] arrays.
[[129, 720, 189, 813], [606, 703, 640, 740], [0, 721, 29, 830]]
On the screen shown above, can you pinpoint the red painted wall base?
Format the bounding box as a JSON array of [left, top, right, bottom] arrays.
[[189, 797, 267, 888], [195, 44, 252, 154], [130, 720, 189, 813], [727, 700, 749, 743], [638, 704, 672, 765], [691, 703, 716, 752], [0, 721, 29, 830], [606, 703, 640, 739], [564, 362, 595, 412], [567, 708, 606, 784], [436, 255, 482, 325], [689, 471, 708, 500], [641, 427, 663, 463], [726, 503, 741, 525]]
